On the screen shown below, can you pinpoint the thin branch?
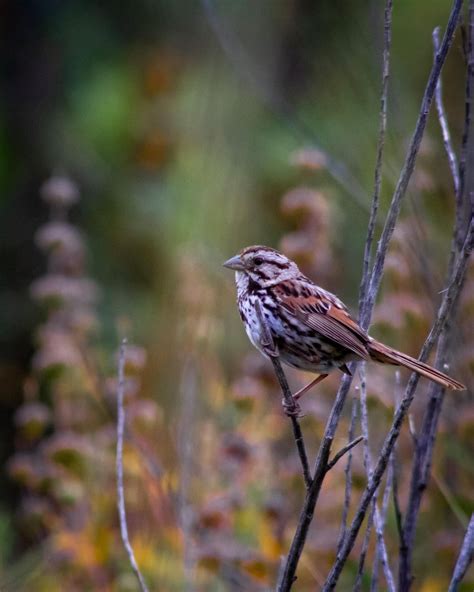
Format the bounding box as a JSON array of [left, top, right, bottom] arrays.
[[271, 357, 312, 490], [372, 372, 400, 592], [326, 436, 363, 471], [116, 339, 149, 592], [358, 365, 396, 592], [432, 23, 464, 283], [448, 514, 474, 592], [399, 335, 452, 591], [359, 0, 393, 314], [276, 2, 464, 588], [392, 456, 404, 545], [433, 26, 460, 196], [255, 300, 312, 489], [371, 456, 395, 592], [391, 371, 404, 547], [398, 12, 473, 579], [336, 394, 359, 555], [280, 0, 464, 584], [322, 219, 473, 591], [277, 373, 354, 591], [363, 0, 464, 328], [353, 503, 375, 592], [458, 0, 474, 230]]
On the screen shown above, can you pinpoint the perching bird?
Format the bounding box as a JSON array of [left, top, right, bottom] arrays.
[[224, 245, 465, 404]]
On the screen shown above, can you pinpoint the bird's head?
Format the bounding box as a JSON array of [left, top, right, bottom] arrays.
[[223, 245, 299, 287]]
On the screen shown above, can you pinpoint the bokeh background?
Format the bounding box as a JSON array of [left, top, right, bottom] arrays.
[[0, 1, 472, 590]]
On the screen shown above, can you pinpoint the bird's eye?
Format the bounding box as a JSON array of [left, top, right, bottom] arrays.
[[254, 257, 264, 266]]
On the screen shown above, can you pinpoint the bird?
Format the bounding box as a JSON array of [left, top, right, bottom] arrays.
[[223, 245, 465, 407]]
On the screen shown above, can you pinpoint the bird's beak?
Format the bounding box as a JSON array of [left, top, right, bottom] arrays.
[[223, 254, 245, 271]]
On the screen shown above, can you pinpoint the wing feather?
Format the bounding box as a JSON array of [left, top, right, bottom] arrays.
[[273, 281, 370, 360]]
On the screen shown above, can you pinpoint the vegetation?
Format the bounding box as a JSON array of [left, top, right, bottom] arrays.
[[0, 1, 472, 590]]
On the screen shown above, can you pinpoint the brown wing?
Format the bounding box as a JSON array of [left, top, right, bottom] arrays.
[[273, 280, 370, 360]]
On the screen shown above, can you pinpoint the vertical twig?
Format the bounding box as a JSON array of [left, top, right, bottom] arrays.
[[359, 0, 393, 316], [279, 2, 466, 589], [336, 394, 359, 555], [358, 365, 396, 592], [371, 373, 399, 592], [433, 23, 463, 280], [322, 221, 473, 591], [391, 371, 404, 547], [398, 336, 451, 591], [255, 300, 312, 489], [433, 26, 460, 197], [364, 0, 464, 327], [392, 454, 403, 544], [277, 373, 354, 591], [447, 514, 474, 592], [116, 339, 150, 592], [458, 0, 474, 231], [371, 456, 395, 592], [353, 504, 375, 592], [398, 9, 472, 588]]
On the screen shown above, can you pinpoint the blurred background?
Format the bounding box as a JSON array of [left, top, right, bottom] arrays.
[[0, 0, 472, 590]]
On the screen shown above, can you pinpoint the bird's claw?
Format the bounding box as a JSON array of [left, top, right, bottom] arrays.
[[282, 397, 302, 418], [262, 341, 279, 358]]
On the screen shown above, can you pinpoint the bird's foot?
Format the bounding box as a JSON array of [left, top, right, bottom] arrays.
[[282, 397, 303, 418]]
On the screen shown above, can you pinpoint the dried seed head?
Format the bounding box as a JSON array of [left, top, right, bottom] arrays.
[[15, 402, 51, 440], [35, 222, 84, 255], [290, 147, 327, 171], [40, 176, 79, 208]]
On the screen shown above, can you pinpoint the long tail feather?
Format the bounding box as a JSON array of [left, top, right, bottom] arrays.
[[368, 339, 465, 391]]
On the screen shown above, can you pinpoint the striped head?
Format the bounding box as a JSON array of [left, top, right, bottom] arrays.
[[223, 245, 300, 289]]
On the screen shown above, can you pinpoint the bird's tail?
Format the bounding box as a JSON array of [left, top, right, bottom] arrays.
[[368, 339, 465, 391]]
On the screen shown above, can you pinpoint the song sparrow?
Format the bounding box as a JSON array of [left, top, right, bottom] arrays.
[[224, 245, 465, 401]]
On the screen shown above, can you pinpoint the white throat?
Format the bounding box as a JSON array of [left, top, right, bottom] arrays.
[[235, 271, 249, 297]]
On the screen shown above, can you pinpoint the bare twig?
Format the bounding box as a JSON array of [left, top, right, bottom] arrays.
[[398, 335, 452, 590], [363, 0, 464, 328], [273, 1, 463, 588], [458, 0, 474, 229], [391, 371, 404, 547], [322, 219, 473, 591], [392, 456, 403, 544], [432, 23, 465, 285], [116, 339, 150, 592], [359, 0, 393, 314], [353, 503, 375, 592], [358, 365, 396, 592], [336, 394, 359, 555], [398, 17, 473, 577], [448, 514, 474, 592], [371, 457, 395, 592], [327, 436, 363, 471], [279, 2, 467, 587], [433, 26, 460, 196], [277, 373, 354, 591], [255, 300, 312, 489], [271, 357, 313, 490], [371, 373, 399, 592]]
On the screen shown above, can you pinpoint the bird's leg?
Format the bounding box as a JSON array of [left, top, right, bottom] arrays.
[[293, 374, 329, 401]]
